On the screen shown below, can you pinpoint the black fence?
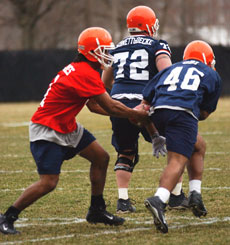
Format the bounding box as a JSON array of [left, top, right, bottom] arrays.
[[0, 46, 229, 102]]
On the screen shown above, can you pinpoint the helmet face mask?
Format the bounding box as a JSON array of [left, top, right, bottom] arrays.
[[78, 27, 115, 68], [89, 38, 115, 68], [183, 40, 216, 70], [126, 6, 159, 37], [146, 18, 159, 37], [210, 57, 216, 70]]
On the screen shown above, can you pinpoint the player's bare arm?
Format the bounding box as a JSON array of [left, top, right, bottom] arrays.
[[93, 92, 149, 123], [199, 110, 210, 120], [101, 67, 114, 90], [86, 98, 109, 116], [132, 101, 159, 136], [141, 99, 151, 106], [156, 54, 172, 71]]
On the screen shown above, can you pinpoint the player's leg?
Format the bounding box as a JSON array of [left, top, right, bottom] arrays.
[[79, 140, 109, 196], [111, 115, 140, 213], [77, 130, 125, 226], [145, 151, 189, 233], [108, 99, 142, 213], [140, 118, 189, 210], [168, 133, 206, 210], [115, 152, 137, 213], [187, 133, 207, 217], [188, 133, 206, 181], [13, 174, 59, 211], [168, 175, 189, 210], [0, 140, 63, 235], [115, 153, 137, 214], [145, 109, 197, 233]]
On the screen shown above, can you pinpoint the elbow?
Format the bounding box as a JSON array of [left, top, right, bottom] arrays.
[[199, 110, 210, 120]]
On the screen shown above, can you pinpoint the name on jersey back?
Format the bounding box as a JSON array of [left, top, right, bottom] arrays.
[[117, 36, 153, 47]]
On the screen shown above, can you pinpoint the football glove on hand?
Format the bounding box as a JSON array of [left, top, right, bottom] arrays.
[[151, 133, 167, 158]]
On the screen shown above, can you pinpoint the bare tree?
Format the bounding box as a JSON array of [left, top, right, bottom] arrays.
[[158, 0, 170, 36], [8, 0, 58, 49], [84, 0, 93, 28], [0, 0, 230, 50]]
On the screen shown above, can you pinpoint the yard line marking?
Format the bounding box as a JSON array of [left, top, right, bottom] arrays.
[[200, 131, 223, 135], [0, 216, 229, 244], [15, 218, 85, 228], [13, 216, 230, 227], [206, 151, 230, 155], [1, 155, 30, 158], [1, 186, 230, 192], [0, 151, 229, 158], [0, 122, 30, 127], [0, 170, 24, 173], [0, 188, 26, 192], [0, 234, 75, 245], [170, 217, 230, 229], [0, 167, 229, 174], [0, 121, 225, 138], [116, 151, 230, 156]]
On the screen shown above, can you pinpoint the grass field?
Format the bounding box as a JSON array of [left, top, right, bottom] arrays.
[[0, 98, 230, 245]]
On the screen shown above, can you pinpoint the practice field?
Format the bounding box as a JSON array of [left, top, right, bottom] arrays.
[[0, 99, 229, 245]]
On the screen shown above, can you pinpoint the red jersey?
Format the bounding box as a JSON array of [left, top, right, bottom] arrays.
[[31, 62, 106, 133]]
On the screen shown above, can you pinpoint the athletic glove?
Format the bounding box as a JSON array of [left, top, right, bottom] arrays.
[[151, 133, 167, 158]]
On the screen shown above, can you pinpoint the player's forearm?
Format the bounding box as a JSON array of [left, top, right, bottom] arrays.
[[94, 92, 148, 121], [102, 67, 114, 90], [86, 99, 109, 116], [145, 121, 159, 137], [106, 101, 140, 118]]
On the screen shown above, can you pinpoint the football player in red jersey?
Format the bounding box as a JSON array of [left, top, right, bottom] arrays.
[[0, 27, 150, 235]]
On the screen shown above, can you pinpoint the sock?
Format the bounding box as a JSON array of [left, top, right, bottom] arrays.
[[154, 187, 170, 203], [118, 188, 128, 200], [90, 194, 105, 209], [189, 180, 201, 194], [171, 182, 182, 196], [4, 206, 21, 221]]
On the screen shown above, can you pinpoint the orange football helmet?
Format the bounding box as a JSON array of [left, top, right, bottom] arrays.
[[126, 6, 159, 37], [78, 27, 115, 67], [183, 40, 216, 70]]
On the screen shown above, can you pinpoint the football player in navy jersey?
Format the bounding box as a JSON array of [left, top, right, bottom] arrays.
[[143, 40, 221, 233], [102, 5, 188, 213]]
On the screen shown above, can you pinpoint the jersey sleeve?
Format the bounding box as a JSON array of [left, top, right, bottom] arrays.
[[200, 71, 222, 113], [73, 69, 106, 98], [142, 71, 162, 103], [154, 39, 172, 58]]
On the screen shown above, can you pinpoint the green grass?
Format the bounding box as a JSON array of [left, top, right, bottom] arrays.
[[0, 99, 230, 244]]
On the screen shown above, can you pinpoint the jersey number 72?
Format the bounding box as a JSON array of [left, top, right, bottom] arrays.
[[113, 49, 149, 80]]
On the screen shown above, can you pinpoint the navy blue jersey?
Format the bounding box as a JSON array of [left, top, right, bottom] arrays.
[[110, 35, 171, 99], [143, 60, 222, 120]]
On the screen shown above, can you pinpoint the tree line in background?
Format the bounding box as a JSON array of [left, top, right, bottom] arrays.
[[0, 0, 230, 50]]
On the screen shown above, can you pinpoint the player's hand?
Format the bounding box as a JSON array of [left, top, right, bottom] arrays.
[[151, 133, 167, 158], [129, 103, 150, 127]]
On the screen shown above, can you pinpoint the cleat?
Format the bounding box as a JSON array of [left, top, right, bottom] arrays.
[[0, 214, 19, 235], [188, 191, 207, 217], [144, 196, 168, 234], [116, 198, 136, 213], [168, 190, 189, 210], [86, 206, 125, 226]]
